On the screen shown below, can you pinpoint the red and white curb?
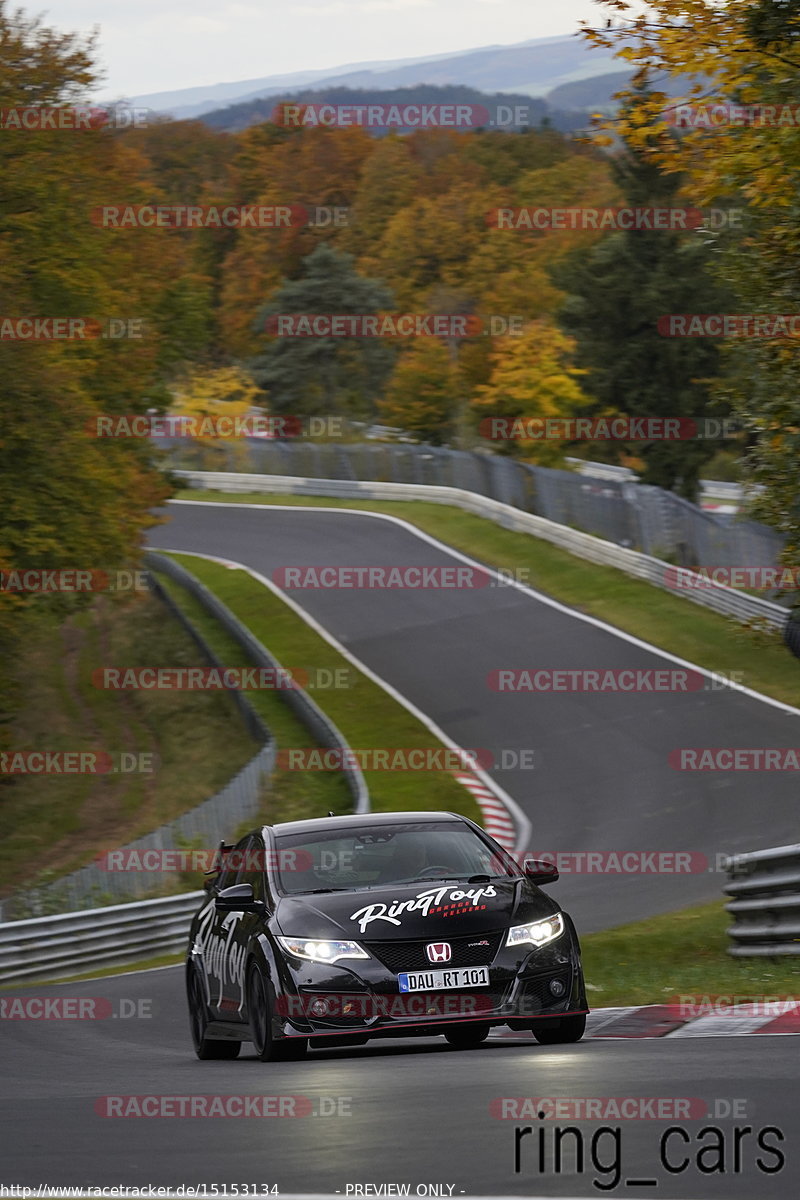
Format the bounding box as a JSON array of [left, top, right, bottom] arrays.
[[491, 1002, 800, 1040], [452, 770, 516, 851]]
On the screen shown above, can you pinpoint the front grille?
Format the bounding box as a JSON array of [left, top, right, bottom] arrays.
[[364, 930, 505, 974]]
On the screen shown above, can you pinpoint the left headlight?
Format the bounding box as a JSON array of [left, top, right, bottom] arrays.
[[505, 912, 565, 949], [277, 936, 370, 964]]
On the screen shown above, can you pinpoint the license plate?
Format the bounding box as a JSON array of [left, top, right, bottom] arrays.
[[398, 966, 489, 992]]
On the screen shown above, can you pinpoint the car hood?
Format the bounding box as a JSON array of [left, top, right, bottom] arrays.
[[276, 878, 559, 940]]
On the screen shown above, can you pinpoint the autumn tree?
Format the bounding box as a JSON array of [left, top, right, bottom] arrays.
[[0, 2, 179, 745], [378, 340, 459, 443], [249, 245, 396, 419], [470, 322, 590, 462], [167, 366, 265, 468], [582, 0, 800, 549], [553, 118, 734, 498]]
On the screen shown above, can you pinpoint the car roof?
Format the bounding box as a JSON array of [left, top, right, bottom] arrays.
[[267, 811, 468, 837]]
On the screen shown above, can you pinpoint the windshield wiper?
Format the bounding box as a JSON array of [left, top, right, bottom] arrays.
[[299, 887, 355, 894], [374, 874, 492, 887]]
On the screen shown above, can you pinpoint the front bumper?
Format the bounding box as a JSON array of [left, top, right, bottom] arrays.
[[274, 929, 588, 1040]]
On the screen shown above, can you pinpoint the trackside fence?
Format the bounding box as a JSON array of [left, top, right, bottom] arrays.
[[158, 439, 785, 579], [724, 844, 800, 957]]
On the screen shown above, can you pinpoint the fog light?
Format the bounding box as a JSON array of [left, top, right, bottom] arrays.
[[549, 979, 565, 997], [310, 997, 331, 1017]]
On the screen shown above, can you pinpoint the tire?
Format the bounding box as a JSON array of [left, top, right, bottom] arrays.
[[532, 1013, 586, 1045], [444, 1022, 491, 1049], [187, 967, 241, 1060], [247, 964, 308, 1062]]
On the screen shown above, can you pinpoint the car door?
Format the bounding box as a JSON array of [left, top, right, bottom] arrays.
[[219, 833, 265, 1018], [199, 834, 252, 1018]]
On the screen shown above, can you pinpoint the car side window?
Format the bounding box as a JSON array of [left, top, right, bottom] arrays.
[[215, 835, 251, 892], [238, 834, 264, 900]]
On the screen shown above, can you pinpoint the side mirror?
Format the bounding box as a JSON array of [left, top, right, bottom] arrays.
[[215, 883, 265, 914], [524, 859, 559, 886]]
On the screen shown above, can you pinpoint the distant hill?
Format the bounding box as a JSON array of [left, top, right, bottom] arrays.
[[200, 83, 591, 134], [545, 70, 705, 113], [545, 71, 633, 112]]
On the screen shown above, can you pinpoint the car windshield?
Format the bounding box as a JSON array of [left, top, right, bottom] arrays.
[[273, 820, 519, 896]]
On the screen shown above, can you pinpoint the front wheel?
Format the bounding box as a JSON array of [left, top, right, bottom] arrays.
[[532, 1013, 586, 1045], [444, 1023, 491, 1049], [247, 964, 308, 1062], [187, 968, 241, 1060]]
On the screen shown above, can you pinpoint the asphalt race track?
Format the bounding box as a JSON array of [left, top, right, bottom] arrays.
[[149, 500, 800, 931], [0, 966, 797, 1197], [3, 499, 798, 1198]]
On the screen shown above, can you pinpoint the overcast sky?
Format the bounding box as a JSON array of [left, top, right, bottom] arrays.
[[36, 0, 645, 100]]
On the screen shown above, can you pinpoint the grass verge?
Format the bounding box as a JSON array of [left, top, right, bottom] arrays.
[[581, 899, 799, 1007], [173, 490, 800, 708], [2, 593, 256, 898]]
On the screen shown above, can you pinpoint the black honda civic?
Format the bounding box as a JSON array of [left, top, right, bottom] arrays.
[[186, 811, 588, 1060]]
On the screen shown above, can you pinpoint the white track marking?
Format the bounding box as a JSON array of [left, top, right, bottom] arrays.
[[169, 498, 800, 718]]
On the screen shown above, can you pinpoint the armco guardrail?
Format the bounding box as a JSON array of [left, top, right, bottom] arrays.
[[175, 470, 790, 632], [145, 551, 369, 816], [0, 892, 204, 984], [724, 844, 800, 957]]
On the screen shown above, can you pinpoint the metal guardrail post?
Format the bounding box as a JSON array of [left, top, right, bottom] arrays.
[[724, 844, 800, 956]]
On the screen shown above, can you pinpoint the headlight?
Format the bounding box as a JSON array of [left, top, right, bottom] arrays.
[[505, 912, 564, 949], [277, 936, 369, 964]]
